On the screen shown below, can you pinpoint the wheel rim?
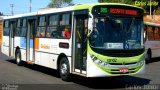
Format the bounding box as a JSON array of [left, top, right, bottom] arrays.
[[16, 53, 20, 63], [60, 63, 68, 75]]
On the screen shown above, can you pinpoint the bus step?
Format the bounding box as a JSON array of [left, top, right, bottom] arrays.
[[26, 60, 34, 65], [72, 72, 86, 77]]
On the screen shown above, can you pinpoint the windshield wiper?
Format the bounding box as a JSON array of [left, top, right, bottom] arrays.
[[106, 16, 123, 33], [126, 18, 135, 34]]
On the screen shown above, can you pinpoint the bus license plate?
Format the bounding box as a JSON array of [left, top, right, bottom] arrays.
[[120, 68, 128, 73]]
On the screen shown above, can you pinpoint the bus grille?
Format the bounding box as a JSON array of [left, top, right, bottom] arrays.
[[109, 62, 137, 65]]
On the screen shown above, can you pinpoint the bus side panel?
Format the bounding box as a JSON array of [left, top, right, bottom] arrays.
[[20, 37, 27, 61], [34, 38, 72, 70], [14, 37, 21, 57], [2, 36, 9, 56], [87, 52, 110, 77], [145, 41, 160, 58]]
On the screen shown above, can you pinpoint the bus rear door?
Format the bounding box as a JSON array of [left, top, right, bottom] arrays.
[[26, 18, 36, 64], [9, 20, 16, 57]]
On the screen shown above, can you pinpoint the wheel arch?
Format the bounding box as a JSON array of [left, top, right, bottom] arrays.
[[145, 48, 152, 60], [57, 53, 70, 71], [147, 48, 152, 56], [15, 46, 20, 57]]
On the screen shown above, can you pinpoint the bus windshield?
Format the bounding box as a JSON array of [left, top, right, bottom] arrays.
[[89, 16, 143, 50]]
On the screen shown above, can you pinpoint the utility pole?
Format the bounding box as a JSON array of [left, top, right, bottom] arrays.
[[150, 0, 152, 18], [29, 0, 32, 12], [10, 4, 14, 15]]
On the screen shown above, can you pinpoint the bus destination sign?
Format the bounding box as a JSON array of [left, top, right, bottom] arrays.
[[93, 5, 143, 16], [110, 8, 138, 16]]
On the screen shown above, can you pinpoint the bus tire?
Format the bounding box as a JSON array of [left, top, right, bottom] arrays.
[[16, 49, 23, 66], [59, 57, 70, 81], [146, 50, 151, 61]]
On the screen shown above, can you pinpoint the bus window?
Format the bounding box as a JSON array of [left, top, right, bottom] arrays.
[[49, 14, 58, 26], [154, 27, 160, 40], [62, 26, 71, 38], [148, 26, 154, 41], [3, 21, 10, 36], [36, 16, 46, 37], [46, 27, 57, 38], [62, 14, 70, 25], [37, 27, 46, 37], [159, 27, 160, 39], [57, 13, 71, 39], [15, 19, 21, 36], [46, 15, 58, 38], [21, 19, 27, 37]]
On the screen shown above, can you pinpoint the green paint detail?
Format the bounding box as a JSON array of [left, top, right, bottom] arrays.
[[100, 8, 108, 13], [74, 3, 143, 12], [88, 41, 145, 75], [96, 63, 144, 76]]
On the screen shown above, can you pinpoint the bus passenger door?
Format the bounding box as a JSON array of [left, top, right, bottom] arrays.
[[73, 10, 88, 75], [26, 19, 35, 63], [9, 21, 16, 57]]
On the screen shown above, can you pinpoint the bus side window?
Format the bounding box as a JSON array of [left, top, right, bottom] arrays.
[[36, 16, 46, 37], [21, 19, 27, 37], [62, 26, 71, 38], [46, 14, 58, 38], [57, 13, 71, 39], [46, 27, 57, 38], [159, 27, 160, 40], [154, 27, 160, 40], [15, 19, 21, 36], [3, 20, 10, 36], [148, 26, 154, 41], [37, 27, 45, 37]]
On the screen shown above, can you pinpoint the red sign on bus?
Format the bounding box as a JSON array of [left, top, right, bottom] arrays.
[[110, 8, 138, 16]]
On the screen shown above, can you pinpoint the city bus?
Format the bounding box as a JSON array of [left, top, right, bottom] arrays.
[[144, 22, 160, 60], [1, 3, 145, 81]]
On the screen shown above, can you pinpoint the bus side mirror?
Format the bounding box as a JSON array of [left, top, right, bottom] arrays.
[[87, 29, 93, 37]]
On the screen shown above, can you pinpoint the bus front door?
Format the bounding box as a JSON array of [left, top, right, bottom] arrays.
[[9, 21, 16, 57], [26, 19, 35, 64], [73, 13, 88, 75]]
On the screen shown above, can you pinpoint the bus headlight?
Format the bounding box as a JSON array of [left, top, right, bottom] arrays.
[[137, 59, 144, 66], [90, 54, 109, 67]]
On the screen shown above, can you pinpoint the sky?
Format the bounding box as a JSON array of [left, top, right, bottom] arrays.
[[0, 0, 97, 15]]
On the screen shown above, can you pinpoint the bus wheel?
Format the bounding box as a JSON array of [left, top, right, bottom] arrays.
[[146, 51, 151, 61], [59, 57, 70, 81], [16, 49, 23, 66]]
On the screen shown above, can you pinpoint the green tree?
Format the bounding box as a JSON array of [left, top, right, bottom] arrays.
[[47, 0, 73, 8], [156, 7, 160, 14]]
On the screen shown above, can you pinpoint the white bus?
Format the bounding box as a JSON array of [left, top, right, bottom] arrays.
[[144, 22, 160, 60], [1, 3, 145, 81]]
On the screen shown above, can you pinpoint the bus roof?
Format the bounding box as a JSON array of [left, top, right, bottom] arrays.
[[74, 3, 143, 11], [3, 12, 36, 20], [3, 3, 143, 20], [144, 22, 160, 27]]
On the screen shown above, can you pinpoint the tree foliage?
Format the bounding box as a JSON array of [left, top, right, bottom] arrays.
[[47, 0, 72, 8]]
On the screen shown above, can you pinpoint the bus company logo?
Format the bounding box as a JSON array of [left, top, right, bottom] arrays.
[[107, 59, 117, 63], [41, 44, 50, 49]]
